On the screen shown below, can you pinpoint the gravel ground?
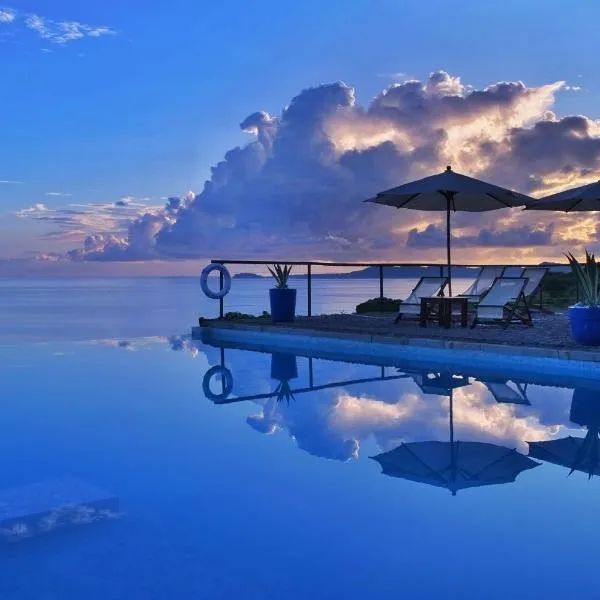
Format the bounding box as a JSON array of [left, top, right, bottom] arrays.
[[217, 309, 597, 350]]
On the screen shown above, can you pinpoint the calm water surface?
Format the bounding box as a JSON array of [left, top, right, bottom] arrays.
[[0, 279, 597, 599]]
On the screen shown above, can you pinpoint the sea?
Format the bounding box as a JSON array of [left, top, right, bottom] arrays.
[[0, 276, 597, 600]]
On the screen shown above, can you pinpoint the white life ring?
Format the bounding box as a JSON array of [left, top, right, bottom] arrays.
[[203, 366, 234, 401], [200, 264, 231, 300]]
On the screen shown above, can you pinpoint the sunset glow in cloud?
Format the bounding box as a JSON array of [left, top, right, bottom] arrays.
[[7, 71, 600, 269]]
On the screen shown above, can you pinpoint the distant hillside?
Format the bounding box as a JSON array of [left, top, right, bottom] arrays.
[[234, 263, 569, 280]]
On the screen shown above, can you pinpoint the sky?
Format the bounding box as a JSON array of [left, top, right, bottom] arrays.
[[1, 0, 600, 275]]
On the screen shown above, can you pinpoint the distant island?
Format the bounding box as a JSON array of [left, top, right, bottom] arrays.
[[233, 263, 569, 280], [233, 272, 265, 279]]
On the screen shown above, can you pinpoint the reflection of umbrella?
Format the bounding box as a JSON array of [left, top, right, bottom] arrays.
[[367, 166, 530, 295], [528, 433, 600, 479], [371, 375, 539, 495], [373, 440, 539, 495], [527, 387, 600, 478], [526, 180, 600, 212]]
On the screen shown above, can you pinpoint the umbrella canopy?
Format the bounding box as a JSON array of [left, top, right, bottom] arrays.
[[527, 432, 600, 479], [372, 440, 539, 495], [366, 166, 531, 295], [525, 180, 600, 212]]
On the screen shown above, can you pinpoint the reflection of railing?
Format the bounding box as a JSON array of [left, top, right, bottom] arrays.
[[209, 259, 553, 317], [203, 351, 407, 404]]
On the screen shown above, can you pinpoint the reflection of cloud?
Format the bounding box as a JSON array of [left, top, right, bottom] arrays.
[[243, 368, 567, 461]]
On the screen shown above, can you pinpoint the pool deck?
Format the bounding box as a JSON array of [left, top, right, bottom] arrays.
[[194, 311, 600, 364]]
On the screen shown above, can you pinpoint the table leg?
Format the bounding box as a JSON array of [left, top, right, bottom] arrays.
[[420, 300, 427, 327], [461, 301, 468, 328], [438, 301, 446, 328]]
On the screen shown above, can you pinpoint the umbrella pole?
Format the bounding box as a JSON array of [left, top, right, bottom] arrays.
[[449, 389, 457, 496], [446, 197, 452, 296]]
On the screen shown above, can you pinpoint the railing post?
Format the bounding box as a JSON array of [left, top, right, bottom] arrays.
[[307, 264, 312, 317], [309, 357, 314, 388], [219, 270, 224, 318], [220, 348, 226, 394], [379, 265, 384, 299]]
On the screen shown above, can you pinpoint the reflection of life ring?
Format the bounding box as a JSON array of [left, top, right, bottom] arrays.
[[200, 264, 231, 300], [203, 366, 234, 401]]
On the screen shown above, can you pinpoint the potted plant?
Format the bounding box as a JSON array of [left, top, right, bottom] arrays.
[[268, 263, 296, 323], [566, 250, 600, 346], [271, 353, 298, 404]]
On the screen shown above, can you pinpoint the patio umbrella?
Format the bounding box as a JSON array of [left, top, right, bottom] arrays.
[[366, 166, 531, 295], [525, 180, 600, 212], [527, 386, 600, 478], [371, 370, 539, 495]]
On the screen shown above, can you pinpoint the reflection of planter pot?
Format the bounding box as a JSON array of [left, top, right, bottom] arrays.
[[271, 353, 298, 381], [568, 304, 600, 346], [570, 387, 600, 428], [270, 288, 296, 323]]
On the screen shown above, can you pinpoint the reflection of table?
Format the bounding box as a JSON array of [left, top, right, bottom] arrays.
[[420, 296, 468, 329]]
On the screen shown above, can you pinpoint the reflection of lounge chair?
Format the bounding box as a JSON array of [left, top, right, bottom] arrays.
[[394, 277, 448, 324], [408, 371, 469, 395], [458, 266, 505, 302], [483, 381, 530, 405], [471, 277, 532, 328]]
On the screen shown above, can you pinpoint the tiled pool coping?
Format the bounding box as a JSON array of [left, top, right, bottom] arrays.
[[193, 321, 600, 380]]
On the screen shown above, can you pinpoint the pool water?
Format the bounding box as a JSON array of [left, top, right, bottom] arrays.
[[1, 334, 598, 599]]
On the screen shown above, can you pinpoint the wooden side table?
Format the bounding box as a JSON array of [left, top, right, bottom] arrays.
[[420, 297, 469, 329]]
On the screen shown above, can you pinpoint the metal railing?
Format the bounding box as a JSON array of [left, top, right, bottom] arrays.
[[208, 259, 563, 317]]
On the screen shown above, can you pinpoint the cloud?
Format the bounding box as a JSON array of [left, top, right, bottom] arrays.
[[14, 198, 163, 245], [45, 191, 71, 197], [407, 223, 555, 248], [18, 71, 600, 263], [0, 179, 22, 184], [0, 7, 116, 45], [24, 14, 116, 44], [0, 8, 16, 23]]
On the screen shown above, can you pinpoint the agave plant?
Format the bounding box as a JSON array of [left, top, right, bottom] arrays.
[[565, 250, 600, 306], [274, 380, 295, 405], [268, 263, 293, 289]]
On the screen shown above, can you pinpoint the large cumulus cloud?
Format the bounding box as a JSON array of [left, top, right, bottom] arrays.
[[56, 71, 600, 261]]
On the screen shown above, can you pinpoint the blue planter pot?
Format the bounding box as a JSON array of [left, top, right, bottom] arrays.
[[271, 353, 298, 381], [270, 288, 296, 323], [568, 304, 600, 346]]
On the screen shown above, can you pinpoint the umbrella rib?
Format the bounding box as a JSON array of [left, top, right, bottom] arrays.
[[485, 192, 513, 208], [470, 447, 519, 477], [565, 197, 585, 213], [392, 193, 421, 208], [396, 444, 449, 483]]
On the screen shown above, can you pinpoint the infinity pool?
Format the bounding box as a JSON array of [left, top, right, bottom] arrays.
[[1, 335, 598, 599]]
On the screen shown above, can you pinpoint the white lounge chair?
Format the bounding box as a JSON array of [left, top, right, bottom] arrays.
[[471, 277, 532, 328], [394, 277, 448, 323], [521, 267, 548, 300], [502, 266, 524, 277], [459, 266, 505, 302]]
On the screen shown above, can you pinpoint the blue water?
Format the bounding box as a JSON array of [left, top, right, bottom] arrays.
[[0, 279, 597, 599]]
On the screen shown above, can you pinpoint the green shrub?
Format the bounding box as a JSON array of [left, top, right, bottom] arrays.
[[356, 297, 400, 314], [540, 272, 578, 307], [221, 311, 271, 320]]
